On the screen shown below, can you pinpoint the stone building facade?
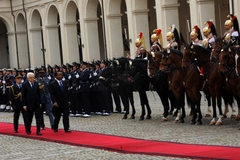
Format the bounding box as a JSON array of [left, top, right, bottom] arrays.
[[0, 0, 238, 68]]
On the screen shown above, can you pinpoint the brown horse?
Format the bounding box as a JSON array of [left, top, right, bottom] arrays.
[[186, 45, 226, 125], [210, 39, 236, 118], [218, 46, 240, 120], [159, 49, 189, 123], [147, 51, 176, 121]]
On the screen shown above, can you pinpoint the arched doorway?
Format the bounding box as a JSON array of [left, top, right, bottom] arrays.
[[16, 13, 29, 68], [30, 9, 44, 67], [65, 1, 82, 63], [46, 5, 62, 65], [0, 19, 9, 68]]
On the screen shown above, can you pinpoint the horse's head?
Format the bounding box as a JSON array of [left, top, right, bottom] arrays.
[[218, 46, 236, 75], [210, 37, 224, 62], [159, 49, 172, 72], [182, 44, 195, 68], [147, 51, 162, 77], [112, 57, 127, 79]]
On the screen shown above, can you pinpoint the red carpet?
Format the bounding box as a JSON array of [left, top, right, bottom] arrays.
[[0, 122, 239, 159]]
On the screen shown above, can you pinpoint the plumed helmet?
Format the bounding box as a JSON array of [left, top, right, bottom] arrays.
[[135, 32, 146, 49], [204, 19, 217, 36]]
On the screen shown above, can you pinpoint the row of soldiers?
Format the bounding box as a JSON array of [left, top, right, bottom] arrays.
[[0, 60, 123, 132]]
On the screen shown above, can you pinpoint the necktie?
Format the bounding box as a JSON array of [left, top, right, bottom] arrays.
[[31, 82, 34, 88], [59, 81, 63, 91]]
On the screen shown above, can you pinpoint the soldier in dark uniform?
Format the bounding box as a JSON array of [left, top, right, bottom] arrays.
[[79, 61, 91, 118], [9, 73, 27, 133], [90, 61, 102, 114], [150, 29, 163, 52], [35, 68, 54, 130], [46, 65, 54, 82], [69, 62, 82, 117], [3, 69, 13, 112], [96, 60, 111, 116]]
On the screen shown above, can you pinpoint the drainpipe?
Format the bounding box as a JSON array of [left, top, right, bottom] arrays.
[[22, 0, 31, 68], [10, 0, 20, 69], [101, 0, 107, 60]]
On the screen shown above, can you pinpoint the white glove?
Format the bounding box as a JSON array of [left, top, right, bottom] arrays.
[[2, 80, 6, 84], [93, 72, 97, 76], [48, 75, 51, 80], [68, 75, 72, 79], [62, 77, 65, 81], [76, 74, 79, 78]]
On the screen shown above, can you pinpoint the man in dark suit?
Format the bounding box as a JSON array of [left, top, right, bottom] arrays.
[[50, 71, 71, 133], [22, 72, 42, 135]]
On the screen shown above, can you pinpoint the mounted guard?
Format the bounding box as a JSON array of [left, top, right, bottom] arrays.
[[166, 24, 181, 50], [223, 14, 239, 46], [150, 29, 163, 52], [202, 20, 217, 51], [135, 32, 147, 59]]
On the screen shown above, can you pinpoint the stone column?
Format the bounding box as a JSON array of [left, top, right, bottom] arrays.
[[6, 32, 17, 68], [64, 22, 79, 63], [84, 18, 100, 61], [132, 9, 150, 50], [156, 0, 180, 47], [189, 0, 215, 33], [105, 14, 124, 58], [45, 25, 61, 65]]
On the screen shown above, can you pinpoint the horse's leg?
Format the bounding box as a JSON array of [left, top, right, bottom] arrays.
[[196, 92, 203, 125], [143, 91, 151, 120], [138, 91, 145, 121], [168, 90, 176, 115], [128, 89, 135, 119], [179, 94, 186, 123], [209, 95, 217, 125], [215, 92, 223, 125], [204, 89, 212, 117], [235, 97, 240, 121], [190, 101, 197, 125], [120, 88, 129, 119], [157, 89, 170, 121], [222, 90, 230, 118]]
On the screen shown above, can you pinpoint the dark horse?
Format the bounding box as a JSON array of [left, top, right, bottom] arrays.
[[218, 46, 240, 120], [210, 37, 236, 118], [159, 49, 187, 123], [184, 45, 227, 125], [125, 58, 152, 120], [147, 51, 176, 121], [112, 57, 136, 119]]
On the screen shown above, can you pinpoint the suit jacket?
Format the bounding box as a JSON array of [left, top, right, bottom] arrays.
[[22, 81, 41, 108], [50, 80, 69, 107]]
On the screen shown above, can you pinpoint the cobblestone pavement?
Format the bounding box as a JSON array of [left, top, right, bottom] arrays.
[[0, 91, 240, 160]]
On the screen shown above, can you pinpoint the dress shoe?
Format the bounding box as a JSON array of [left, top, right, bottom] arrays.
[[54, 129, 58, 132], [65, 129, 71, 133], [41, 127, 45, 130], [14, 130, 18, 133], [36, 132, 42, 136], [26, 131, 31, 135]]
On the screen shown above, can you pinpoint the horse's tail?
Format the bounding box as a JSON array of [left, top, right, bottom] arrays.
[[186, 92, 191, 108]]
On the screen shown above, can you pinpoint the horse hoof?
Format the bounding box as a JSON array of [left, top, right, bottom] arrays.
[[196, 121, 202, 125], [215, 122, 222, 125], [168, 112, 173, 115], [205, 114, 211, 117], [190, 121, 196, 125], [146, 115, 151, 119], [231, 115, 237, 119], [139, 117, 144, 121], [179, 119, 184, 123], [161, 117, 168, 122], [209, 121, 216, 125], [130, 115, 135, 119], [174, 120, 179, 123], [223, 114, 227, 118], [122, 115, 127, 119]]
